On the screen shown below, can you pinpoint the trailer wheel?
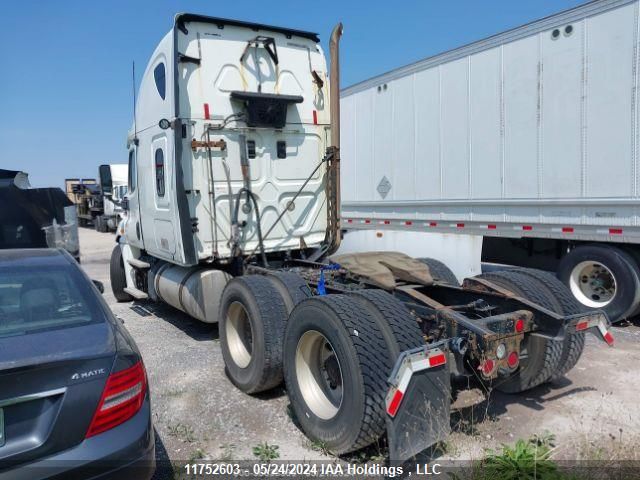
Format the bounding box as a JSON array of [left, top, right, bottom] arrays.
[[557, 245, 640, 323], [417, 258, 459, 286], [476, 271, 563, 393], [511, 268, 586, 381], [110, 245, 133, 302], [283, 295, 390, 454], [266, 272, 312, 315], [219, 276, 288, 394], [350, 289, 424, 361]]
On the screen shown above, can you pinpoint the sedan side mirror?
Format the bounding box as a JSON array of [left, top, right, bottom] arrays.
[[92, 280, 105, 294]]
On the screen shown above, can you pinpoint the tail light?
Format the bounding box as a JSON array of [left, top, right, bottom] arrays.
[[86, 361, 147, 438], [507, 351, 519, 368]]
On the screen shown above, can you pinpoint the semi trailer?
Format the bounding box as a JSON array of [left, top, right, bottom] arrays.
[[341, 0, 640, 324], [109, 14, 614, 461]]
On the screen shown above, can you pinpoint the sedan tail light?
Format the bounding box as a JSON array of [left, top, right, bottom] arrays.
[[86, 361, 147, 438]]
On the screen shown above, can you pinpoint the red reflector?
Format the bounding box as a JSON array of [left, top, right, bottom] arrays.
[[604, 331, 614, 346], [562, 227, 574, 233], [488, 224, 497, 230], [609, 228, 623, 235], [522, 225, 533, 231], [456, 223, 465, 228], [203, 103, 210, 120], [429, 353, 447, 367], [429, 222, 438, 227], [86, 361, 147, 438], [515, 318, 524, 333], [383, 220, 390, 225], [481, 359, 495, 375], [576, 321, 589, 331], [364, 219, 371, 224], [507, 351, 519, 368], [387, 389, 404, 417], [312, 110, 318, 125], [405, 221, 413, 226], [347, 219, 353, 223]]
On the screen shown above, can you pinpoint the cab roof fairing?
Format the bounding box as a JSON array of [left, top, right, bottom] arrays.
[[173, 13, 320, 43]]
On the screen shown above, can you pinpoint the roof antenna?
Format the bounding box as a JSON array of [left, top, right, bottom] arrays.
[[132, 61, 139, 146]]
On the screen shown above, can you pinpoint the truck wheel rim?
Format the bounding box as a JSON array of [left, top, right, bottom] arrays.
[[295, 330, 343, 420], [569, 261, 617, 308], [226, 302, 253, 368]]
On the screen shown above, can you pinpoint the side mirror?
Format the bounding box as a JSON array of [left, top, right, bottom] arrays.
[[121, 197, 129, 211], [92, 279, 105, 294], [99, 165, 113, 197]]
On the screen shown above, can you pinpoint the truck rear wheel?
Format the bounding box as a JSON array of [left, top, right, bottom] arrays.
[[219, 276, 288, 394], [476, 270, 563, 393], [265, 271, 312, 315], [109, 245, 133, 302], [349, 289, 424, 361], [283, 295, 390, 454], [417, 258, 459, 286], [511, 268, 586, 382], [557, 245, 640, 323]]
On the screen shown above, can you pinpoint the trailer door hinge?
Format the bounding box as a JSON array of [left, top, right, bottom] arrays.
[[191, 217, 199, 233]]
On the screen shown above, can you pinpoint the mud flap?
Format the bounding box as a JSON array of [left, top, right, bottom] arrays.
[[386, 362, 451, 463]]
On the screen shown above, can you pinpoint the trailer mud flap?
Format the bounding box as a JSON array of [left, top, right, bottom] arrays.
[[385, 347, 451, 463]]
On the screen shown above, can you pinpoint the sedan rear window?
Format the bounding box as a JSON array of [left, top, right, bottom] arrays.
[[0, 264, 103, 338]]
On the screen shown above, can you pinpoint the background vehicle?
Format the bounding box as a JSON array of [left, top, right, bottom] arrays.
[[1, 169, 79, 260], [0, 249, 154, 479], [109, 14, 613, 461], [340, 0, 640, 324], [65, 178, 102, 228], [95, 164, 128, 233]]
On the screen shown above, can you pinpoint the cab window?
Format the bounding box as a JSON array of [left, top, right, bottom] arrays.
[[128, 150, 137, 192]]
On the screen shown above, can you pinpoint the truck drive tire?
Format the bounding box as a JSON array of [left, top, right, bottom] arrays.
[[110, 245, 133, 302], [557, 245, 640, 323], [511, 268, 586, 382], [349, 289, 424, 361], [283, 295, 391, 454], [416, 257, 459, 286], [265, 271, 313, 315], [476, 271, 563, 393], [219, 276, 289, 394]]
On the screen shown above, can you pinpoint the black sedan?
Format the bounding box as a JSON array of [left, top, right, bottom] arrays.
[[0, 249, 154, 479]]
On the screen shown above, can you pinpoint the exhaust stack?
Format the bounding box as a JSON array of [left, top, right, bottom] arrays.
[[326, 22, 343, 255]]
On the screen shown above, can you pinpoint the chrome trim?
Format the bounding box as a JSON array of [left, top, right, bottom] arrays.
[[0, 387, 66, 409]]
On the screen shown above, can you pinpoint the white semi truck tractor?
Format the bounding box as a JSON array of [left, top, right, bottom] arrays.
[[108, 14, 614, 461]]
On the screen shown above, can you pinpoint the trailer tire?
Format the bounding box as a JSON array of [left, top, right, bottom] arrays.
[[110, 245, 133, 302], [219, 276, 288, 394], [350, 289, 424, 362], [476, 271, 563, 393], [417, 258, 459, 286], [283, 295, 390, 454], [266, 272, 313, 315], [557, 245, 640, 323], [511, 268, 586, 381]]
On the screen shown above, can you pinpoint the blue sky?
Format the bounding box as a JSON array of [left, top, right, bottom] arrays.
[[0, 0, 585, 189]]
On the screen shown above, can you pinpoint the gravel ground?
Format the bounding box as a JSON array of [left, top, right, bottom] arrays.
[[78, 227, 640, 473]]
